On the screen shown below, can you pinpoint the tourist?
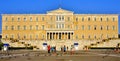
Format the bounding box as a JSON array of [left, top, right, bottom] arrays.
[[54, 46, 56, 53], [67, 46, 69, 51], [47, 45, 51, 54], [115, 43, 119, 52], [63, 45, 66, 52], [61, 46, 63, 52]]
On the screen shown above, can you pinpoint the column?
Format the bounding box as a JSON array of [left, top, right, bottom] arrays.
[[50, 33, 52, 40], [64, 33, 65, 40], [54, 32, 56, 40], [71, 33, 73, 40], [58, 32, 59, 40], [47, 33, 48, 40], [70, 33, 72, 40], [62, 33, 63, 40], [67, 33, 68, 40], [52, 32, 53, 40]]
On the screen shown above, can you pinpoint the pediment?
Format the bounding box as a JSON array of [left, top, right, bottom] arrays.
[[47, 8, 73, 15]]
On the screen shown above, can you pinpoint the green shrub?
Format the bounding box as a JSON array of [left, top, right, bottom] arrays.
[[0, 42, 3, 50]]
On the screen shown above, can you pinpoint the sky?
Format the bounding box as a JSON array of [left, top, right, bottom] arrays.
[[0, 0, 120, 34]]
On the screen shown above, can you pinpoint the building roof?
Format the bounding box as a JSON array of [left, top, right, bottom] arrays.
[[47, 8, 74, 13]]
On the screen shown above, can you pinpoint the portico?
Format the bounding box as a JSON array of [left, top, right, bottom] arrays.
[[47, 31, 74, 40]]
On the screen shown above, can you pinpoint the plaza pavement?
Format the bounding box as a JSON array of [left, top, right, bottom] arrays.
[[0, 50, 120, 61]]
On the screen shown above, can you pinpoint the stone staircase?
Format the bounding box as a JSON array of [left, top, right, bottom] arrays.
[[2, 38, 119, 50], [89, 38, 120, 48]]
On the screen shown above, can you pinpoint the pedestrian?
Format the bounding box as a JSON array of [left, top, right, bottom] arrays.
[[64, 45, 66, 52], [54, 46, 56, 53], [47, 45, 51, 54], [61, 46, 63, 52], [115, 43, 119, 52], [67, 46, 69, 51]]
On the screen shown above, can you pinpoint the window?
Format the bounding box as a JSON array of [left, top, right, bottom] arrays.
[[59, 24, 61, 28], [100, 34, 103, 39], [68, 17, 70, 21], [94, 17, 96, 21], [62, 16, 64, 20], [30, 17, 32, 21], [24, 35, 26, 39], [18, 17, 20, 21], [30, 25, 32, 30], [76, 35, 78, 39], [94, 25, 97, 30], [82, 25, 84, 30], [59, 16, 61, 21], [36, 35, 38, 39], [5, 26, 8, 30], [88, 17, 90, 21], [24, 18, 27, 21], [50, 25, 52, 28], [62, 24, 64, 28], [50, 16, 52, 20], [82, 35, 84, 39], [56, 16, 59, 21], [107, 26, 109, 30], [30, 35, 32, 40], [88, 35, 90, 39], [82, 17, 84, 21], [106, 18, 109, 21], [112, 26, 115, 30], [56, 16, 64, 21], [5, 35, 8, 38], [12, 17, 14, 21], [36, 17, 38, 21], [5, 17, 8, 21], [24, 25, 26, 30], [36, 25, 38, 30], [107, 35, 109, 38], [42, 17, 44, 21], [76, 17, 78, 21], [56, 24, 59, 29], [17, 25, 20, 30], [42, 25, 44, 30], [68, 25, 70, 29], [11, 25, 14, 30], [113, 17, 115, 22], [94, 35, 96, 39], [11, 34, 14, 38], [113, 35, 115, 38], [76, 25, 78, 30], [100, 26, 103, 30], [17, 34, 20, 39], [100, 18, 102, 21], [88, 25, 90, 30], [42, 35, 44, 39]]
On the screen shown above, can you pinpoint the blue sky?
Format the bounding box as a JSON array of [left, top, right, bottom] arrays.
[[0, 0, 120, 34]]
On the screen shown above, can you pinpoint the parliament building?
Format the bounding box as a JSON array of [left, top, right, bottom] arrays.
[[2, 8, 118, 40]]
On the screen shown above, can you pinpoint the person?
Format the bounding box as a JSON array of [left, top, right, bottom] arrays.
[[63, 45, 66, 52], [115, 44, 119, 52], [61, 46, 63, 52], [54, 46, 56, 53], [67, 46, 69, 51], [47, 45, 51, 54]]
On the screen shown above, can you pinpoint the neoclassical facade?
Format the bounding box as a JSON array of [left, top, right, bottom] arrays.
[[2, 8, 118, 40]]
